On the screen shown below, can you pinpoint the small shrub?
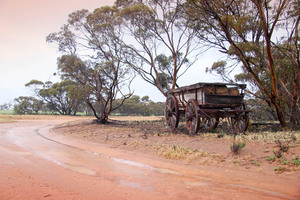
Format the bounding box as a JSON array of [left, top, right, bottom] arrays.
[[230, 141, 246, 154], [252, 160, 261, 166], [273, 149, 283, 158], [274, 166, 291, 174], [233, 160, 239, 164], [280, 158, 289, 165], [292, 158, 300, 166], [275, 139, 289, 152], [266, 156, 276, 162]]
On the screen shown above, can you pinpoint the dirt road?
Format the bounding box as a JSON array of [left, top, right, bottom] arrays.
[[0, 118, 299, 200]]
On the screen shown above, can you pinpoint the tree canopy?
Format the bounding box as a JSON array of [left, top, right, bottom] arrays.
[[115, 0, 203, 96], [14, 96, 44, 115], [25, 80, 85, 115], [185, 0, 300, 127], [47, 7, 134, 123]]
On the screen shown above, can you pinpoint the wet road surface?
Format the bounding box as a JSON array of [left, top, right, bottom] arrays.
[[0, 120, 299, 199]]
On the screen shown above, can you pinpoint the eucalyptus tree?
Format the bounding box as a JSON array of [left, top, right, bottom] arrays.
[[115, 0, 203, 96], [14, 96, 44, 115], [274, 0, 300, 126], [47, 7, 133, 123], [0, 103, 12, 110], [186, 0, 299, 127], [25, 80, 85, 115]]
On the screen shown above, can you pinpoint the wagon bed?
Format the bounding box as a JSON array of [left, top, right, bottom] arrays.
[[164, 82, 250, 134]]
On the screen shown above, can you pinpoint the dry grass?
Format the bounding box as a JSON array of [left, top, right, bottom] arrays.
[[0, 114, 93, 121], [221, 131, 300, 144], [154, 144, 224, 163], [110, 116, 164, 121]]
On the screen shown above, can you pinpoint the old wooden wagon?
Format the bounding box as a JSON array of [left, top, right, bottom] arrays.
[[164, 82, 250, 134]]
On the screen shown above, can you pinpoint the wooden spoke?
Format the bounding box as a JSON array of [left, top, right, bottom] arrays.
[[185, 99, 200, 134], [164, 95, 179, 130], [231, 103, 249, 134], [200, 116, 219, 131]]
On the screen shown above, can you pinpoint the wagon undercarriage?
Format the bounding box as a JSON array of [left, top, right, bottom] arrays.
[[165, 82, 250, 134]]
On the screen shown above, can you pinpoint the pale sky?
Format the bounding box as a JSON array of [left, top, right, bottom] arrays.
[[0, 0, 219, 105]]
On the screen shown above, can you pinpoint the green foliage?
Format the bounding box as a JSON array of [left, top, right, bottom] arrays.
[[186, 0, 300, 127], [0, 110, 14, 115], [115, 0, 200, 95], [47, 6, 134, 122], [0, 103, 13, 110], [25, 79, 85, 115], [266, 156, 276, 162], [112, 95, 164, 116], [14, 96, 44, 115], [252, 160, 261, 167], [274, 166, 291, 174], [292, 158, 300, 166], [25, 79, 44, 87], [230, 141, 246, 154], [233, 160, 239, 164], [280, 158, 289, 165]]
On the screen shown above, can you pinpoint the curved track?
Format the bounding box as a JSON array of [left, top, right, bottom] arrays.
[[0, 119, 299, 200]]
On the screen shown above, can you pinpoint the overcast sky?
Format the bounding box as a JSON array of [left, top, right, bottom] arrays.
[[0, 0, 220, 105]]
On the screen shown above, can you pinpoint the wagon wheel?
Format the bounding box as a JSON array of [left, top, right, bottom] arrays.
[[185, 99, 200, 134], [200, 116, 219, 131], [231, 103, 249, 134], [164, 95, 179, 130]]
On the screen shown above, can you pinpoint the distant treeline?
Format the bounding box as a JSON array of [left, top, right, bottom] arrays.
[[111, 95, 164, 116], [7, 94, 164, 116]]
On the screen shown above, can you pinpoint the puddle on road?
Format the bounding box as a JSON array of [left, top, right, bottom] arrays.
[[35, 152, 98, 176], [8, 125, 182, 179], [111, 157, 181, 176], [64, 164, 97, 176], [111, 157, 153, 169], [228, 184, 297, 200], [119, 180, 153, 192], [184, 181, 210, 187], [154, 168, 180, 175]]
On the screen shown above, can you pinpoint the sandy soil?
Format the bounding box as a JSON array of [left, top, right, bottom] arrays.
[[54, 116, 300, 175], [0, 115, 299, 199]]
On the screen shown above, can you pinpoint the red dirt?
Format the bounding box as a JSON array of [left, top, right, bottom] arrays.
[[0, 115, 299, 199]]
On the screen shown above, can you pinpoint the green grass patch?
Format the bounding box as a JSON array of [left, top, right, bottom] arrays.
[[266, 155, 276, 162], [0, 118, 14, 123], [252, 160, 261, 166], [233, 159, 239, 164], [0, 110, 14, 115], [274, 166, 291, 174], [292, 158, 300, 166], [280, 158, 289, 165]]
